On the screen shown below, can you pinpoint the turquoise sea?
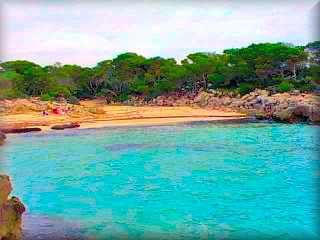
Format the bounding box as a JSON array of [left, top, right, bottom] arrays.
[[1, 122, 319, 239]]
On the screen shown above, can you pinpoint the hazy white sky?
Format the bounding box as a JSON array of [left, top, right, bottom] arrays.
[[0, 0, 318, 66]]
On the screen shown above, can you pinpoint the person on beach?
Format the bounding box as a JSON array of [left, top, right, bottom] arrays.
[[52, 108, 61, 114], [63, 108, 71, 114]]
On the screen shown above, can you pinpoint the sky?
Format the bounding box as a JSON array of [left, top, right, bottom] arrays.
[[0, 0, 319, 66]]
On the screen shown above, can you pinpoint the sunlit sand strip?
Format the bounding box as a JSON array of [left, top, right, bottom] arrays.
[[32, 116, 249, 132]]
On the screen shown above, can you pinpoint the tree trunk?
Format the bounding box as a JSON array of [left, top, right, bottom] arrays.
[[280, 67, 284, 79], [293, 63, 296, 80], [202, 73, 208, 90]]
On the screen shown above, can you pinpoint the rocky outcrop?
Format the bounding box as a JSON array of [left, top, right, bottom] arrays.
[[309, 106, 320, 123], [272, 108, 296, 123], [0, 132, 6, 145], [51, 122, 80, 130], [272, 104, 320, 123], [123, 89, 320, 124], [0, 175, 25, 240], [0, 97, 95, 119], [88, 106, 105, 114], [0, 90, 319, 125]]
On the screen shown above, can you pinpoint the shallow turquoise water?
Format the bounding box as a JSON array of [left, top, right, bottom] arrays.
[[1, 122, 319, 239]]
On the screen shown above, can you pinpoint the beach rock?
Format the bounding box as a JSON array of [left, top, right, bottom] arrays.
[[51, 122, 80, 130], [0, 132, 6, 145], [230, 100, 245, 108], [0, 176, 12, 206], [54, 96, 66, 103], [88, 107, 105, 114], [256, 89, 269, 97], [67, 96, 80, 105], [272, 108, 295, 123], [293, 104, 311, 119], [290, 90, 301, 96], [194, 92, 209, 103], [175, 98, 188, 106], [309, 106, 320, 123], [0, 128, 42, 134], [277, 102, 289, 110], [227, 92, 236, 97], [272, 105, 312, 123], [254, 111, 267, 120], [0, 175, 26, 240]]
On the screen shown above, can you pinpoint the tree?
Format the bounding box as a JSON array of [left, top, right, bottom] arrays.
[[0, 70, 23, 98], [1, 60, 39, 75], [23, 66, 52, 95], [105, 53, 146, 96], [0, 41, 317, 100], [304, 41, 320, 84], [182, 53, 220, 90], [223, 43, 308, 87]]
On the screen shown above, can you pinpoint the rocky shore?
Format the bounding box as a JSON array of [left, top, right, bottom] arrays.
[[0, 131, 6, 145], [0, 175, 25, 240], [0, 98, 101, 118], [124, 90, 320, 124], [1, 132, 26, 240], [0, 90, 319, 129]]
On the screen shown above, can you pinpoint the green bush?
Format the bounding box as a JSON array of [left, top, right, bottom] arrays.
[[58, 88, 71, 98], [305, 76, 314, 82], [0, 89, 20, 100], [153, 80, 173, 93], [266, 76, 282, 86], [67, 96, 80, 104], [115, 92, 129, 102], [49, 85, 72, 98], [276, 82, 293, 93], [208, 73, 225, 88], [95, 92, 105, 97], [237, 83, 255, 96], [40, 93, 53, 101], [298, 83, 314, 92]]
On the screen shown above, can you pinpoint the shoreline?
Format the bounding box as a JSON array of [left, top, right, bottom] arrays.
[[2, 87, 319, 134], [52, 116, 252, 131], [0, 103, 248, 134], [4, 116, 251, 134]]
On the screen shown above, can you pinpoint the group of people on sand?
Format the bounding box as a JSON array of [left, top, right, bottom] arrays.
[[41, 107, 71, 116]]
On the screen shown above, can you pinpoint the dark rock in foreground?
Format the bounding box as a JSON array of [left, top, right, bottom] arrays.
[[51, 122, 80, 130], [0, 175, 26, 240], [0, 132, 6, 145], [0, 128, 42, 134]]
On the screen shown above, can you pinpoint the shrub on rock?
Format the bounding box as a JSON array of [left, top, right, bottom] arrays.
[[276, 82, 293, 93]]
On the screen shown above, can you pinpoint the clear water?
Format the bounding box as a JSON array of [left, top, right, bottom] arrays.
[[0, 122, 319, 239]]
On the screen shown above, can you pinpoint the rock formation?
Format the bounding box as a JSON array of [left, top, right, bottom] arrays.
[[124, 89, 320, 124], [0, 90, 319, 125], [0, 175, 25, 240], [51, 122, 80, 130], [0, 128, 42, 134], [0, 132, 6, 146]]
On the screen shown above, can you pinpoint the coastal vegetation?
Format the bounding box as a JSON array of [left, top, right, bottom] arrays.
[[0, 41, 319, 102]]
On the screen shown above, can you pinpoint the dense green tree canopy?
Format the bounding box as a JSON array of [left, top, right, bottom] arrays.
[[0, 41, 319, 100]]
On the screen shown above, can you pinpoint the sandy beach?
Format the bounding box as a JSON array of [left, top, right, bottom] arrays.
[[0, 99, 247, 132]]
